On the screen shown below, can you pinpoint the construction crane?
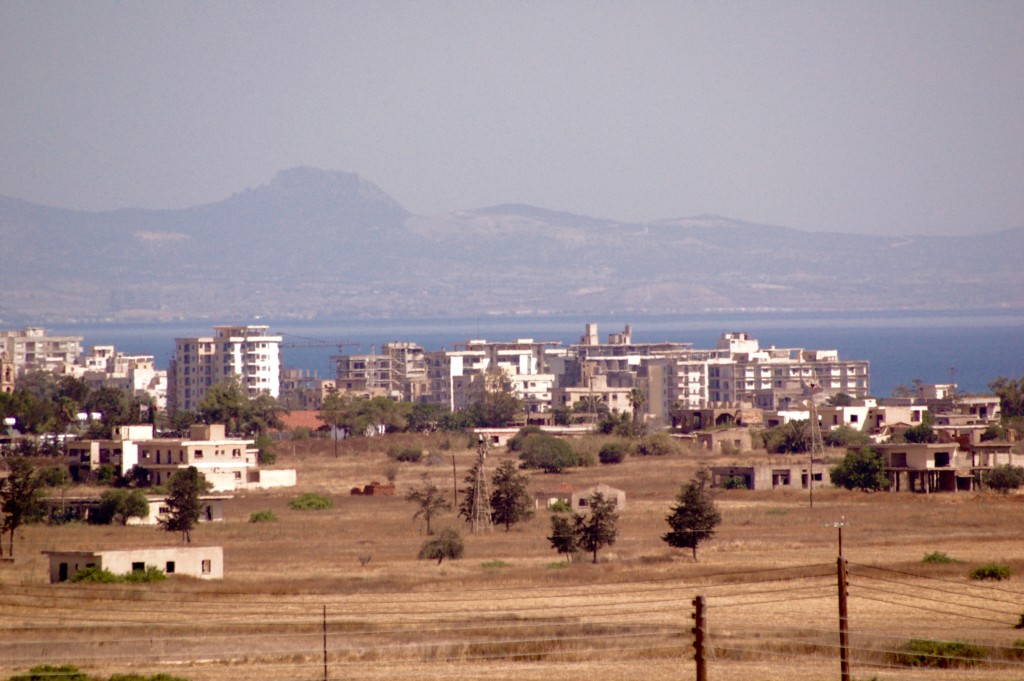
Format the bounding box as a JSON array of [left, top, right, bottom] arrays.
[[278, 334, 361, 353]]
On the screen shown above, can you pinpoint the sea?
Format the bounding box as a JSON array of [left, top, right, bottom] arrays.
[[45, 310, 1024, 399]]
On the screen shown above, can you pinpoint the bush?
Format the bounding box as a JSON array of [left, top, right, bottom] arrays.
[[631, 433, 680, 457], [418, 528, 465, 564], [288, 493, 333, 511], [518, 434, 579, 473], [985, 465, 1024, 494], [823, 425, 869, 448], [70, 565, 165, 583], [549, 500, 572, 513], [922, 551, 955, 564], [970, 563, 1013, 581], [36, 465, 71, 488], [388, 447, 423, 463], [249, 510, 278, 523], [981, 424, 1006, 441], [891, 638, 987, 668], [722, 475, 747, 490], [291, 426, 312, 440], [123, 566, 167, 583], [598, 442, 627, 464], [507, 425, 543, 452]]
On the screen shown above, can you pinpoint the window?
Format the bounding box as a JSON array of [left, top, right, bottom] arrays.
[[131, 562, 145, 573], [201, 559, 212, 574], [165, 561, 175, 574], [194, 449, 204, 459]]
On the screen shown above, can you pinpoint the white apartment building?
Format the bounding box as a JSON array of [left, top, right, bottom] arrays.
[[66, 345, 168, 411], [701, 332, 869, 410], [430, 338, 561, 412], [0, 327, 83, 376], [168, 325, 281, 413], [570, 328, 869, 426]]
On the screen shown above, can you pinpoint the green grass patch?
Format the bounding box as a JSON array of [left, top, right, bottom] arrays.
[[481, 560, 510, 569], [249, 510, 278, 523], [890, 638, 988, 668], [922, 551, 956, 564], [288, 493, 334, 511], [546, 561, 570, 569]]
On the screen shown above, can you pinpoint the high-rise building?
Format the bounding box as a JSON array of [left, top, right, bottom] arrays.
[[168, 325, 281, 413], [0, 327, 83, 377]]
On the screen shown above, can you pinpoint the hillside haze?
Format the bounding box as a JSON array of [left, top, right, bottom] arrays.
[[2, 167, 1022, 322]]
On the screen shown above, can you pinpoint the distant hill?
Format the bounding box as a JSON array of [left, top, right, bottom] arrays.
[[1, 167, 1021, 322]]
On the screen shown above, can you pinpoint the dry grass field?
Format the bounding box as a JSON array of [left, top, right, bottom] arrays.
[[4, 434, 1024, 680]]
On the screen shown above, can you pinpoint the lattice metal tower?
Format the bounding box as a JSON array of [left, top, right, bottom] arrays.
[[471, 435, 493, 533], [805, 377, 826, 509]]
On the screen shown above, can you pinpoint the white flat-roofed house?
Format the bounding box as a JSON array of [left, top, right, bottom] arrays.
[[44, 546, 223, 582]]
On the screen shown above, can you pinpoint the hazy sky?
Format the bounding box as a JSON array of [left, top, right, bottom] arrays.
[[2, 1, 1022, 235]]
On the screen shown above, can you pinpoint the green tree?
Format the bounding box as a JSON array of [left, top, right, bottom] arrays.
[[989, 376, 1024, 419], [489, 460, 534, 531], [663, 469, 722, 561], [196, 377, 248, 433], [158, 466, 205, 543], [902, 422, 939, 443], [417, 527, 465, 564], [318, 390, 350, 456], [0, 458, 46, 557], [405, 473, 451, 535], [575, 492, 619, 564], [518, 434, 578, 473], [241, 391, 289, 435], [762, 420, 811, 453], [830, 447, 889, 492], [468, 367, 523, 427], [627, 387, 647, 437], [985, 465, 1024, 494], [96, 489, 150, 525], [352, 396, 410, 435], [547, 514, 579, 562], [407, 403, 454, 432]]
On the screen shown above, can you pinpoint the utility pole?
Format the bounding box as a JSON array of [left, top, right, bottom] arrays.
[[692, 596, 707, 681], [322, 604, 328, 681], [837, 557, 850, 681]]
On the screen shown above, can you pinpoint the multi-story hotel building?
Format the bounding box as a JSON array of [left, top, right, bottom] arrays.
[[168, 325, 281, 413], [0, 327, 83, 377]]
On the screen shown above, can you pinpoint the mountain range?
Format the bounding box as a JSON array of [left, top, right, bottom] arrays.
[[2, 167, 1022, 323]]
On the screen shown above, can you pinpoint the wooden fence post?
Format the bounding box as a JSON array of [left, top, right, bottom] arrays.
[[692, 595, 707, 681]]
